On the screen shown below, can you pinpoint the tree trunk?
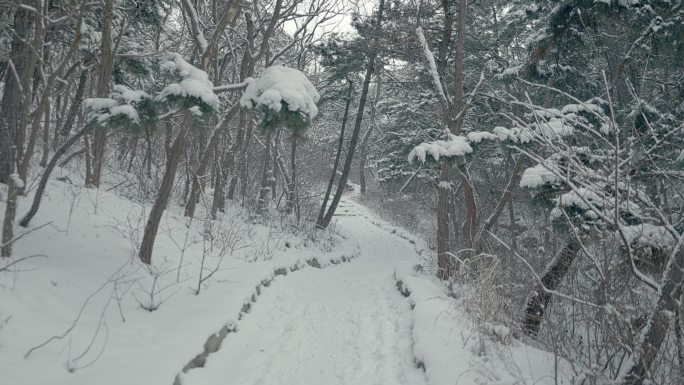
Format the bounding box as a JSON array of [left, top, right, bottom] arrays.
[[184, 103, 240, 217], [19, 127, 88, 227], [256, 129, 274, 214], [358, 72, 382, 195], [1, 147, 18, 257], [60, 67, 88, 139], [622, 243, 684, 385], [139, 116, 193, 264], [286, 135, 297, 213], [317, 80, 353, 227], [88, 0, 114, 188], [437, 163, 454, 279], [523, 237, 581, 336], [226, 111, 250, 201], [435, 0, 470, 278], [0, 1, 33, 184], [40, 94, 50, 167], [317, 0, 385, 229]]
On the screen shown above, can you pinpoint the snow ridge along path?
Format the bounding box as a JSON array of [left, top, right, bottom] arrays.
[[179, 200, 428, 385]]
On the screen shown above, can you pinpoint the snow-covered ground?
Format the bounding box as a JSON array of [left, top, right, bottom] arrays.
[[1, 176, 568, 385]]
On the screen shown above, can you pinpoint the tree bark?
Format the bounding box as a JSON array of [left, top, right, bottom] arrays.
[[622, 242, 684, 385], [139, 116, 193, 264], [523, 237, 581, 336], [317, 0, 385, 229], [1, 1, 34, 184], [88, 0, 115, 187], [184, 103, 240, 217], [437, 163, 454, 279], [316, 80, 353, 227], [1, 147, 18, 257], [358, 71, 382, 195], [256, 129, 274, 214], [435, 0, 470, 278], [19, 127, 88, 227], [286, 135, 297, 214]]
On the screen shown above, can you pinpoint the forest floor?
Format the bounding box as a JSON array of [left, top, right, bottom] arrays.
[[0, 170, 566, 385]]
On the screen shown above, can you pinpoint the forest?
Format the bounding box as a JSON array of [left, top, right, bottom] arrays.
[[1, 0, 683, 384]]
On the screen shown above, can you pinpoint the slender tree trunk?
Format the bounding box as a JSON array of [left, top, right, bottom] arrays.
[[317, 80, 353, 227], [523, 237, 581, 336], [256, 129, 274, 214], [286, 135, 297, 213], [318, 0, 385, 229], [40, 94, 50, 167], [60, 67, 88, 139], [2, 147, 18, 257], [226, 111, 249, 201], [139, 116, 192, 264], [88, 0, 114, 187], [358, 71, 382, 195], [19, 127, 88, 227], [437, 163, 454, 279], [184, 103, 240, 217]]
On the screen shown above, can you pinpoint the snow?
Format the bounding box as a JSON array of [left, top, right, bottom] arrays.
[[2, 171, 568, 385], [622, 224, 677, 253], [408, 134, 473, 163], [113, 84, 150, 103], [84, 85, 150, 126], [0, 168, 355, 385], [416, 27, 446, 103], [10, 173, 25, 189], [158, 53, 219, 110], [466, 130, 500, 143], [240, 66, 320, 119], [557, 187, 605, 210], [84, 97, 139, 125], [520, 164, 560, 188]]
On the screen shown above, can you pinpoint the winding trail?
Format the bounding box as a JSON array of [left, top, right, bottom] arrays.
[[182, 200, 427, 385]]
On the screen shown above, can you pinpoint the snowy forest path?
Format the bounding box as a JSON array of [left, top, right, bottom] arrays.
[[182, 199, 428, 385]]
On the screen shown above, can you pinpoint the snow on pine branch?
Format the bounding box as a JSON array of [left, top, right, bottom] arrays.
[[157, 53, 219, 112], [415, 26, 447, 105], [240, 65, 320, 120], [408, 134, 473, 164], [622, 224, 678, 256], [519, 163, 561, 188], [84, 85, 152, 127]]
